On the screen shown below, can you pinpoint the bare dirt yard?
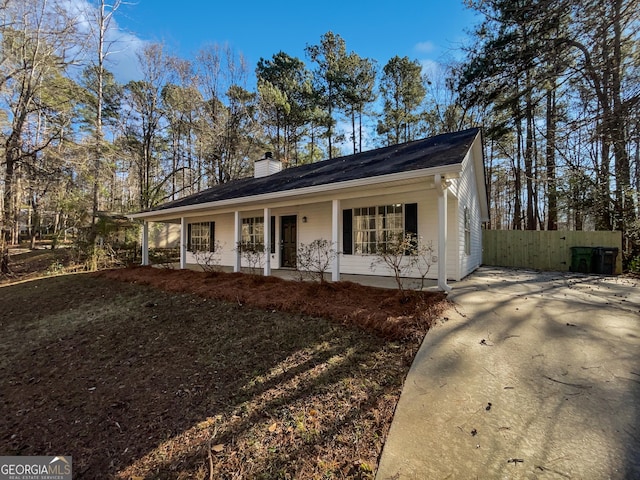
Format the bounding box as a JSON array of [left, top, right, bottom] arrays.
[[0, 256, 447, 479]]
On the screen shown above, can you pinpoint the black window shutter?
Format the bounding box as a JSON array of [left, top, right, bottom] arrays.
[[270, 216, 276, 254], [404, 203, 418, 237], [209, 222, 215, 252], [187, 223, 192, 252], [343, 209, 353, 255]]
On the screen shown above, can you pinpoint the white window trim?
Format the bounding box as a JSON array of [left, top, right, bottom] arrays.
[[352, 204, 404, 255], [241, 216, 265, 247], [189, 222, 213, 253]]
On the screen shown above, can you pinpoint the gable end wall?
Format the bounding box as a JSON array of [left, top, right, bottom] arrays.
[[455, 149, 483, 279]]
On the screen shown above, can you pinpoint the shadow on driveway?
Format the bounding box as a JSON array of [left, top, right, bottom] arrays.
[[377, 267, 640, 479]]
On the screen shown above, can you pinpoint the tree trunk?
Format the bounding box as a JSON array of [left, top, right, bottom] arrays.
[[485, 138, 494, 230], [610, 0, 635, 245], [358, 109, 363, 154], [546, 87, 558, 230], [2, 154, 15, 244], [327, 83, 334, 159], [29, 199, 40, 250], [351, 108, 356, 154], [596, 129, 612, 230], [2, 138, 19, 273], [513, 105, 523, 230], [524, 71, 535, 230]]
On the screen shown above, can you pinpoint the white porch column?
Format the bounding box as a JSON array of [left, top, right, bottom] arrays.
[[141, 221, 149, 266], [263, 207, 271, 276], [180, 217, 187, 269], [435, 174, 452, 292], [234, 210, 242, 272], [332, 199, 341, 282]]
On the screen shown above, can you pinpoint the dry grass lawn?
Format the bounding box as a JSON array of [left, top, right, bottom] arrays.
[[0, 257, 447, 479]]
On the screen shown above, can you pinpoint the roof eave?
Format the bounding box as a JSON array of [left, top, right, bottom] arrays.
[[472, 130, 490, 222], [129, 164, 463, 220]]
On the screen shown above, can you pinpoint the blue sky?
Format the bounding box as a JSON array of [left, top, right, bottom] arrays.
[[110, 0, 480, 82]]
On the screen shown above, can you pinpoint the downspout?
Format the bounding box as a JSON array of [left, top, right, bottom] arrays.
[[435, 174, 452, 293]]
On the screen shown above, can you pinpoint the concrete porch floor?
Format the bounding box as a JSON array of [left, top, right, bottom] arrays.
[[271, 269, 439, 290], [153, 263, 440, 290]]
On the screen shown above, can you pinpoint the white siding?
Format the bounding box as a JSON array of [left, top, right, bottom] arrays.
[[297, 202, 333, 247], [183, 212, 235, 267], [176, 149, 486, 282], [446, 192, 460, 281], [183, 205, 335, 270], [454, 149, 483, 279], [340, 188, 441, 279], [180, 186, 451, 279]]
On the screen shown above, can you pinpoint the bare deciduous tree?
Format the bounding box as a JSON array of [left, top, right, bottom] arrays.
[[1, 0, 83, 272]]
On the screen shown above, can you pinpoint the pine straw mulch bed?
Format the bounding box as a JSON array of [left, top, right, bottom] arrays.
[[99, 267, 446, 341], [0, 267, 448, 479]]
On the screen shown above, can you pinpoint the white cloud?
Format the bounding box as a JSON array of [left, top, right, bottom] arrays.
[[414, 41, 437, 54], [103, 31, 146, 83], [419, 59, 443, 81], [61, 0, 147, 82]]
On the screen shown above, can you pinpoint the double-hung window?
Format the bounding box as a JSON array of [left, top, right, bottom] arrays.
[[464, 207, 471, 255], [241, 217, 264, 247], [188, 222, 215, 252], [343, 203, 417, 255], [353, 204, 404, 254]]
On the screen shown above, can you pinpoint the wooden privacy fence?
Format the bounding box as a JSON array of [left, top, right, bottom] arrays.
[[482, 230, 623, 274]]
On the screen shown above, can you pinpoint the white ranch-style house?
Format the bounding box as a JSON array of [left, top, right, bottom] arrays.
[[130, 128, 489, 291]]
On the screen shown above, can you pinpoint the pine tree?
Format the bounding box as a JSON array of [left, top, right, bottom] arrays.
[[305, 31, 350, 159], [256, 51, 312, 164], [378, 56, 426, 145]]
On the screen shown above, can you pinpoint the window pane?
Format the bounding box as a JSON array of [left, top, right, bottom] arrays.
[[189, 222, 211, 252], [352, 204, 407, 255], [241, 217, 265, 246]]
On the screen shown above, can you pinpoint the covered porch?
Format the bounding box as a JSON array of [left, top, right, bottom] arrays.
[[136, 172, 458, 292]]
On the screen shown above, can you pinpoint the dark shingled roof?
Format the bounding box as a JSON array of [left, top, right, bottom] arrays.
[[150, 128, 480, 212]]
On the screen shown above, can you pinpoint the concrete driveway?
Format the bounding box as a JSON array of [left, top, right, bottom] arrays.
[[376, 267, 640, 479]]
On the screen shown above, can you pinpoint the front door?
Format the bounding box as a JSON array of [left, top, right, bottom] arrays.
[[280, 215, 297, 268]]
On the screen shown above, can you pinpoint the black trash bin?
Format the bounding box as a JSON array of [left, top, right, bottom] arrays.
[[591, 247, 618, 275], [570, 246, 593, 273]]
